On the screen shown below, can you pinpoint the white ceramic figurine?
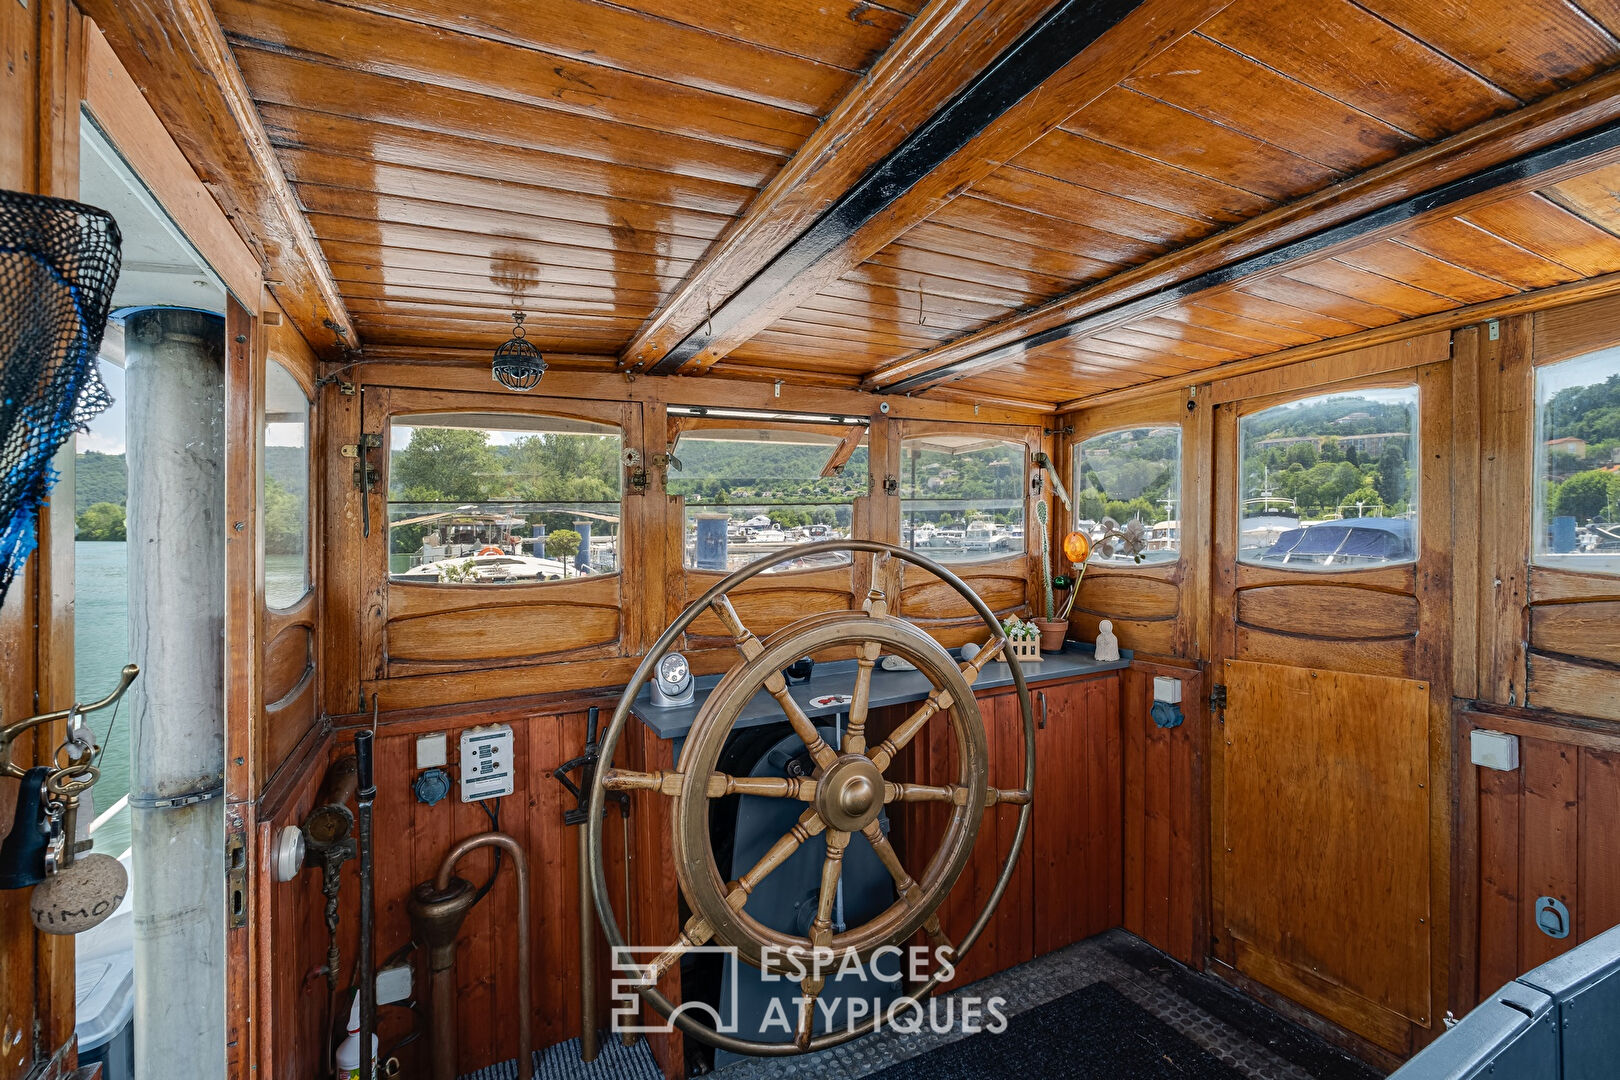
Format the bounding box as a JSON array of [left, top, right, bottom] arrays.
[[1094, 619, 1120, 662]]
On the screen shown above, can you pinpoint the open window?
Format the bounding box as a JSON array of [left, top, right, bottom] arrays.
[[669, 422, 869, 573], [263, 359, 311, 609], [1535, 347, 1620, 574], [899, 433, 1026, 564], [387, 412, 622, 584], [1237, 386, 1420, 569], [1073, 426, 1181, 565]]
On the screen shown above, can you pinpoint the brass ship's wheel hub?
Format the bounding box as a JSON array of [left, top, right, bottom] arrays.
[[587, 539, 1036, 1058], [817, 754, 885, 832]]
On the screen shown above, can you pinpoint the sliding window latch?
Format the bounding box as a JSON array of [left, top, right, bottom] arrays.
[[343, 433, 383, 490]]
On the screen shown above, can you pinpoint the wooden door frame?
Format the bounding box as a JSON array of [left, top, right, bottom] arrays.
[[1206, 356, 1455, 1062]]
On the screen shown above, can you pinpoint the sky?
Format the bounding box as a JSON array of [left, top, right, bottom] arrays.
[[79, 360, 125, 455]]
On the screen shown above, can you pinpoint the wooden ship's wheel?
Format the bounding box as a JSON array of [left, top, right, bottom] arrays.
[[587, 540, 1034, 1056]]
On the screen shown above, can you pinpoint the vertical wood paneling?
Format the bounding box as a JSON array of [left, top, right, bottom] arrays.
[[1119, 663, 1205, 967], [1466, 713, 1620, 1007]]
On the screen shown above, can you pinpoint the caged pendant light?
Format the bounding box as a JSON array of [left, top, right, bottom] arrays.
[[492, 307, 547, 391]]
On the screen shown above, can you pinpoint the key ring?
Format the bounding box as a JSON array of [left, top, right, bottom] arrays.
[[47, 763, 99, 799]]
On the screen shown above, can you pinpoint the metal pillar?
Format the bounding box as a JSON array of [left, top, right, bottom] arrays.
[[124, 307, 226, 1080]]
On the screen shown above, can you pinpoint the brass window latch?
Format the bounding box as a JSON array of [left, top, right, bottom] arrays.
[[342, 433, 383, 490]]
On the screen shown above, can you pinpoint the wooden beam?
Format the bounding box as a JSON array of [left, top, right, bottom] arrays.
[[77, 0, 356, 359], [1052, 263, 1620, 413], [872, 69, 1620, 394], [635, 0, 1232, 376]]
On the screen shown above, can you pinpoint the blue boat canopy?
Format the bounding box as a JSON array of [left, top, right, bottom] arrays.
[[1264, 518, 1415, 561]]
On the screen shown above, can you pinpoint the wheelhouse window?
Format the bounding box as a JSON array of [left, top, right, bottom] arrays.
[[1073, 426, 1181, 565], [669, 424, 869, 573], [1237, 387, 1419, 569], [263, 360, 310, 608], [387, 413, 621, 584], [900, 434, 1026, 564], [1535, 348, 1620, 574]]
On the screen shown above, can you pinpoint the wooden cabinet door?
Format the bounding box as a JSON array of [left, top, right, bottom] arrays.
[[1032, 676, 1121, 956]]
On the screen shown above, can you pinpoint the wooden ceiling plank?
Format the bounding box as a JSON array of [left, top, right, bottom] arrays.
[[296, 183, 729, 255], [342, 298, 649, 328], [1461, 191, 1620, 276], [1236, 275, 1407, 329], [1122, 33, 1417, 171], [264, 108, 756, 217], [820, 279, 1010, 324], [318, 0, 873, 115], [1058, 84, 1336, 201], [339, 288, 658, 322], [1178, 287, 1370, 337], [611, 0, 916, 70], [211, 0, 815, 155], [308, 218, 698, 281], [1092, 324, 1248, 363], [278, 148, 745, 233], [870, 82, 1620, 393], [1277, 260, 1456, 317], [1128, 314, 1278, 355], [898, 220, 1126, 283], [619, 0, 1062, 369], [1395, 216, 1584, 290], [325, 252, 680, 300], [78, 0, 355, 357], [929, 195, 1165, 267], [864, 243, 1090, 300], [1016, 125, 1274, 221], [841, 262, 1042, 310], [969, 165, 1223, 245], [797, 293, 985, 336], [1354, 0, 1620, 103], [1540, 160, 1620, 233], [1159, 301, 1318, 347], [636, 0, 1235, 375], [1333, 240, 1520, 305], [1200, 0, 1517, 141], [238, 49, 785, 189]]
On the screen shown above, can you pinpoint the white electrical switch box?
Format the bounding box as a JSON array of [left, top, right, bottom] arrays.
[[416, 732, 448, 770], [1152, 676, 1182, 705], [1470, 729, 1520, 772], [459, 724, 514, 801], [376, 963, 412, 1006]]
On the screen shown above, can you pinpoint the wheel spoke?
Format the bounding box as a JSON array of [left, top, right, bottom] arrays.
[[603, 768, 817, 801], [885, 782, 1030, 806], [630, 912, 714, 990], [797, 828, 849, 1049], [710, 594, 836, 768], [724, 808, 826, 912], [844, 640, 880, 756], [868, 637, 1006, 772], [861, 820, 922, 907]]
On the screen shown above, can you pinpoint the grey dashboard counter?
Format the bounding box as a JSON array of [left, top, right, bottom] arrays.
[[632, 644, 1131, 742]]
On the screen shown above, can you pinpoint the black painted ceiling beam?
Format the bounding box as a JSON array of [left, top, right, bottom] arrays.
[[647, 0, 1150, 376], [878, 116, 1620, 395]]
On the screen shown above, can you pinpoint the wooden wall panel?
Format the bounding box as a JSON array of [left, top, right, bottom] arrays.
[[1461, 710, 1620, 1006], [1120, 661, 1205, 967]]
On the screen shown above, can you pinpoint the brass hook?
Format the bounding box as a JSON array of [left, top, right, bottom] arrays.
[[1, 663, 139, 778]]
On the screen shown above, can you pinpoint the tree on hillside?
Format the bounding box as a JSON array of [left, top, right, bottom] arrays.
[[1552, 470, 1617, 522], [76, 501, 126, 541], [390, 428, 497, 501], [1374, 444, 1408, 504], [263, 476, 304, 554]]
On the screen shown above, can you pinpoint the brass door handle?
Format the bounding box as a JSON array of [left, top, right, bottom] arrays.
[[1038, 690, 1048, 729]]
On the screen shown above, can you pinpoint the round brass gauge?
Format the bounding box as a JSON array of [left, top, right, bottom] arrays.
[[587, 540, 1035, 1058]]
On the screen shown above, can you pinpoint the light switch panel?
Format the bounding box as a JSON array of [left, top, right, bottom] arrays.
[[416, 732, 448, 769], [459, 724, 514, 801], [1470, 729, 1520, 772]]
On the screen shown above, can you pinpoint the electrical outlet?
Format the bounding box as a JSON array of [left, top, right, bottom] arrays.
[[376, 963, 412, 1005], [416, 732, 448, 769], [459, 724, 514, 801]]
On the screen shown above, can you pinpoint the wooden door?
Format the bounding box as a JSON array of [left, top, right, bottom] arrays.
[[1032, 676, 1121, 956], [1209, 356, 1453, 1057]]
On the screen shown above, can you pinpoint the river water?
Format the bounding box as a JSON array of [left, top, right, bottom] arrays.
[[74, 541, 303, 856]]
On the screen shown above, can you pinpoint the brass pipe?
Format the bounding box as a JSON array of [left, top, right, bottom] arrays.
[[429, 833, 532, 1080], [578, 824, 599, 1062]]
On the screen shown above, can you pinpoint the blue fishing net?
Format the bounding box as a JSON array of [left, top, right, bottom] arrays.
[[0, 190, 121, 608]]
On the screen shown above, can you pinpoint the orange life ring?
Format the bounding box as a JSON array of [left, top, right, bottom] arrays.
[[476, 545, 504, 556]]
